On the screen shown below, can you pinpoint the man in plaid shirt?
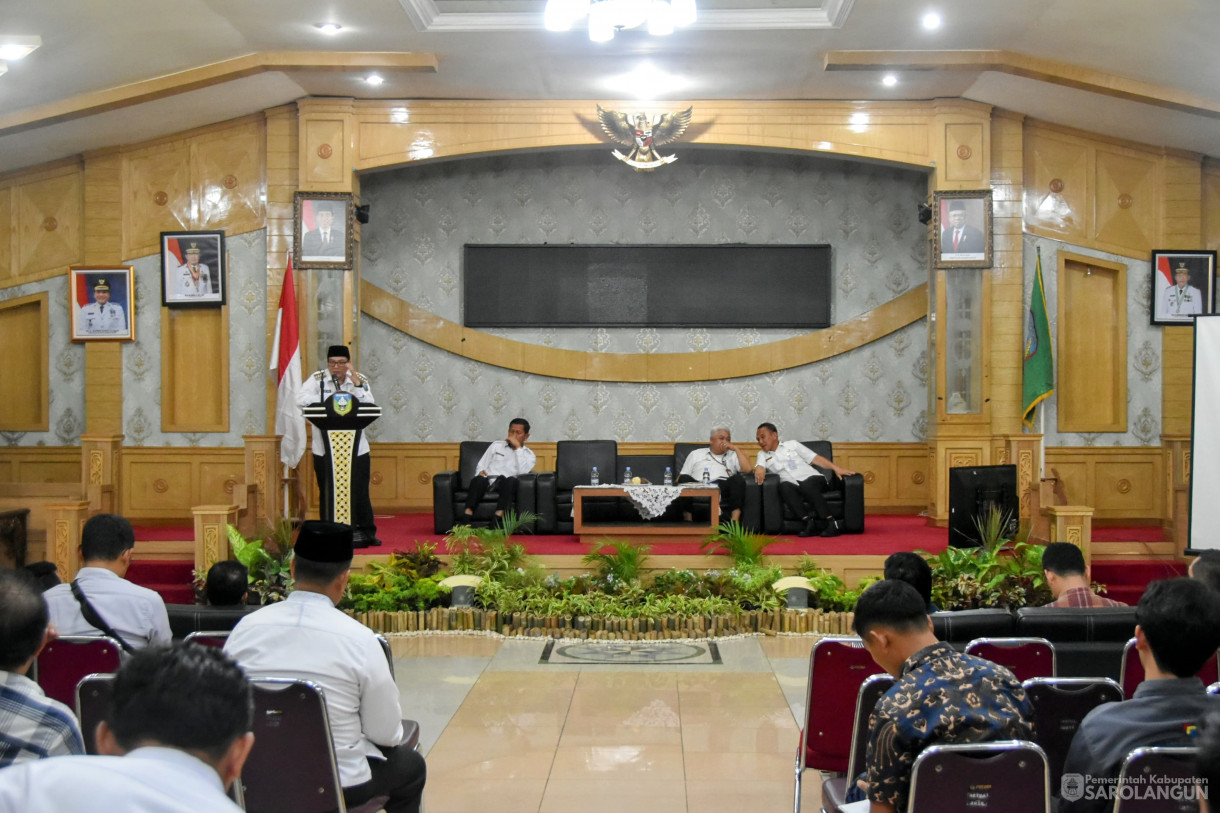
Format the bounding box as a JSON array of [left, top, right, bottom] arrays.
[[1043, 542, 1126, 607], [0, 571, 84, 766]]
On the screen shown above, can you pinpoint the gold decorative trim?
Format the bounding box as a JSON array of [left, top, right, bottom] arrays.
[[89, 450, 104, 484], [361, 281, 928, 383], [317, 144, 333, 159], [1066, 526, 1082, 544], [153, 191, 168, 206], [1049, 178, 1064, 193], [1117, 193, 1133, 209], [329, 430, 357, 524], [153, 479, 169, 493], [41, 216, 57, 231], [203, 524, 219, 570], [955, 145, 972, 160], [54, 519, 70, 565], [223, 174, 238, 189], [1116, 478, 1131, 494]]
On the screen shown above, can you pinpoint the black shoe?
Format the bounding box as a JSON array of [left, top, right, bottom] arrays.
[[366, 538, 383, 547], [820, 520, 842, 538], [798, 517, 820, 538]]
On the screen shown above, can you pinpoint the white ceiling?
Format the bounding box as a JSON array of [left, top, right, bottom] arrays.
[[0, 0, 1217, 172]]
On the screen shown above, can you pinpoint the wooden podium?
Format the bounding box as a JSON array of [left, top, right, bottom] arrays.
[[301, 394, 381, 526]]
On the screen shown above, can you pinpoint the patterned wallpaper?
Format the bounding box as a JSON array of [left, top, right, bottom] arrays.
[[358, 148, 931, 444], [0, 276, 85, 447], [122, 229, 268, 447], [1023, 235, 1161, 447]]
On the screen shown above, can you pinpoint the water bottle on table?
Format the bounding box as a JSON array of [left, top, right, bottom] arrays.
[[623, 466, 633, 485], [663, 467, 673, 486], [702, 467, 710, 484], [591, 466, 599, 485]]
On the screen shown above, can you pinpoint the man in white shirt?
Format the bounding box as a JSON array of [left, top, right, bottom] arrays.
[[225, 521, 426, 813], [44, 513, 171, 650], [76, 278, 127, 335], [173, 243, 212, 298], [297, 344, 380, 547], [463, 418, 536, 525], [1163, 262, 1204, 319], [753, 422, 856, 538], [677, 426, 751, 523], [0, 643, 253, 813]]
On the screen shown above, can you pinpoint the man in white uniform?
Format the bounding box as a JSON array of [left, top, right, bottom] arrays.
[[463, 418, 536, 524], [225, 522, 426, 813], [174, 243, 212, 298], [77, 278, 127, 335], [677, 426, 751, 523], [1163, 262, 1203, 319], [0, 643, 253, 813], [296, 344, 380, 547], [43, 513, 171, 650], [754, 422, 855, 537]]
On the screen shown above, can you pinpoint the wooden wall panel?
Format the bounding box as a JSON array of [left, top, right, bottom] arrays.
[[160, 307, 229, 432], [1024, 129, 1089, 242], [1092, 147, 1158, 256], [125, 459, 193, 514], [195, 123, 266, 235], [1045, 448, 1164, 520], [0, 293, 49, 430], [198, 461, 247, 506], [123, 143, 191, 260], [0, 188, 12, 282], [17, 171, 82, 273], [943, 122, 985, 183], [1056, 252, 1127, 432], [0, 447, 80, 483]]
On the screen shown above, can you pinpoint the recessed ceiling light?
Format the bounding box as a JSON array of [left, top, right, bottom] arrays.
[[365, 74, 385, 86], [603, 61, 689, 98], [314, 23, 342, 34], [0, 35, 41, 61], [922, 11, 941, 30], [882, 74, 898, 87]]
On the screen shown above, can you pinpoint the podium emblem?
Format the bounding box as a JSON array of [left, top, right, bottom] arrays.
[[332, 393, 353, 416]]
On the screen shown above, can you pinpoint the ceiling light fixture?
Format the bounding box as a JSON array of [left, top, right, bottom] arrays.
[[882, 74, 898, 87], [314, 23, 342, 35], [0, 35, 41, 61], [921, 11, 941, 30], [365, 74, 385, 86], [545, 0, 696, 42]]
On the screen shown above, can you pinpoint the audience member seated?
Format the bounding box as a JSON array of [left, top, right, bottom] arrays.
[[0, 570, 84, 767], [205, 561, 249, 607], [677, 426, 751, 523], [43, 513, 171, 650], [462, 418, 536, 527], [850, 580, 1033, 812], [1043, 542, 1126, 607], [224, 521, 426, 813], [1060, 578, 1220, 813], [1197, 709, 1220, 813], [21, 561, 60, 592], [0, 643, 252, 812], [884, 551, 939, 612], [1191, 550, 1220, 595], [753, 422, 855, 537]]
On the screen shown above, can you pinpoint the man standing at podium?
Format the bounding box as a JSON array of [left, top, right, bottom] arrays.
[[297, 345, 381, 547]]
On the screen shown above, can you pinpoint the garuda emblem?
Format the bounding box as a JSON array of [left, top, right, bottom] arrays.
[[596, 105, 693, 171]]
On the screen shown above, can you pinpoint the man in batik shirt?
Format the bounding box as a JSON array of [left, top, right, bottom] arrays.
[[852, 580, 1033, 812]]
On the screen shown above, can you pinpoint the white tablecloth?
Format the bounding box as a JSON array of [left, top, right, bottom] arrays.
[[574, 484, 713, 520]]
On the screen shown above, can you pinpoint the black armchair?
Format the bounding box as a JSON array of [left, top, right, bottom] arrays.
[[758, 440, 864, 535], [673, 442, 762, 532], [546, 440, 618, 534], [432, 441, 539, 534]]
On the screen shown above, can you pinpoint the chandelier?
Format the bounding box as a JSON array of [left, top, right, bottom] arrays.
[[544, 0, 697, 41]]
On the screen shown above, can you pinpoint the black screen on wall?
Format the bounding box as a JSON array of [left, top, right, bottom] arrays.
[[463, 244, 832, 328]]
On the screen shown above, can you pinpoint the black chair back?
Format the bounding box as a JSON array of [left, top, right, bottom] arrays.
[[673, 443, 706, 476], [1114, 747, 1198, 813], [932, 608, 1016, 644], [908, 741, 1050, 813], [1022, 677, 1123, 788], [556, 440, 617, 490], [458, 440, 493, 489], [75, 672, 115, 755]]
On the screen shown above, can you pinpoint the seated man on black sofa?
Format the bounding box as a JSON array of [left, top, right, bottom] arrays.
[[678, 427, 751, 523], [1060, 577, 1220, 812], [205, 561, 248, 607], [753, 422, 855, 537], [463, 418, 536, 526], [1043, 542, 1126, 608]]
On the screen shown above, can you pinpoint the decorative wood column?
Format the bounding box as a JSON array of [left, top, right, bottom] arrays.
[[243, 435, 281, 529], [1162, 434, 1192, 557], [999, 433, 1042, 527], [1046, 505, 1094, 564], [45, 500, 91, 581], [80, 434, 122, 513], [193, 504, 238, 576]]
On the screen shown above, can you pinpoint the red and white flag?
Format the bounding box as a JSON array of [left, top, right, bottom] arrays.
[[270, 256, 306, 467]]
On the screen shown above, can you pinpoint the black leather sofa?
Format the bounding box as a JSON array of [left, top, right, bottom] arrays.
[[758, 440, 865, 534], [167, 602, 259, 640], [432, 441, 541, 534]]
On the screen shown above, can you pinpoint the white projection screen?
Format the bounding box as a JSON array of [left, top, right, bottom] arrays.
[[1190, 315, 1220, 552]]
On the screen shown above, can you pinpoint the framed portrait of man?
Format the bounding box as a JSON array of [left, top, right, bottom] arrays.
[[933, 190, 993, 268], [161, 231, 226, 307], [294, 192, 355, 269], [70, 266, 135, 341], [1151, 249, 1217, 326]]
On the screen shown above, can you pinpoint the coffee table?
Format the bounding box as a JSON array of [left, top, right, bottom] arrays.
[[572, 484, 720, 543]]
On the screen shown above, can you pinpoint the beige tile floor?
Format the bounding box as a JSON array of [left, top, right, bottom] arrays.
[[389, 635, 827, 813]]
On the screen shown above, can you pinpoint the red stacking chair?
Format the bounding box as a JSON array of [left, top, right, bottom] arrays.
[[183, 630, 231, 648], [818, 672, 895, 813], [792, 636, 885, 813], [965, 637, 1056, 682], [36, 635, 122, 708], [1113, 747, 1198, 813], [1121, 638, 1219, 698], [1022, 677, 1123, 789], [908, 741, 1050, 813]]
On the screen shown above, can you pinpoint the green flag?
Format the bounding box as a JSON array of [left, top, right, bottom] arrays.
[[1022, 248, 1054, 428]]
